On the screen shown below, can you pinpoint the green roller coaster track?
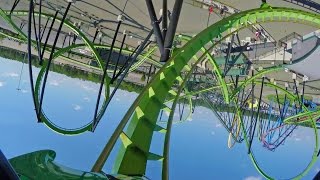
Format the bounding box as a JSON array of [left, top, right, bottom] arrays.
[[0, 9, 165, 135], [0, 7, 234, 135], [235, 80, 320, 180], [2, 4, 320, 180], [0, 9, 164, 72], [92, 5, 320, 180], [0, 7, 200, 135], [33, 44, 161, 135]]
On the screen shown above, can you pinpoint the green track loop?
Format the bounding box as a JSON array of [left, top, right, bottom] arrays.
[[2, 5, 320, 180], [100, 7, 320, 179]]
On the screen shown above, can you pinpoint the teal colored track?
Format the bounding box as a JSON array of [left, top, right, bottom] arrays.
[[9, 150, 108, 180]]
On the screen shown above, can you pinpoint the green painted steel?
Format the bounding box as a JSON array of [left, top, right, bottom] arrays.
[[0, 10, 161, 71], [179, 35, 230, 103], [33, 43, 159, 135], [93, 6, 320, 179], [0, 31, 24, 42], [46, 43, 161, 73], [0, 9, 162, 135], [284, 110, 320, 124], [0, 9, 27, 40], [2, 5, 320, 180], [236, 100, 318, 180], [9, 150, 108, 180], [0, 10, 111, 135], [34, 60, 106, 135], [162, 57, 202, 180], [230, 66, 284, 100], [0, 9, 161, 135], [2, 10, 105, 69], [109, 35, 234, 175], [228, 76, 318, 180]]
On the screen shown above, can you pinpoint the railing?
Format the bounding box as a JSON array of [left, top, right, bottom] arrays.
[[283, 0, 320, 13], [279, 32, 303, 47], [0, 150, 19, 180], [257, 46, 286, 60], [257, 32, 303, 60], [187, 0, 277, 44]]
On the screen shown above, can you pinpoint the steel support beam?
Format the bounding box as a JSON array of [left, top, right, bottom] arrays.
[[92, 28, 99, 43], [40, 17, 50, 42], [93, 20, 122, 126], [224, 34, 235, 75], [301, 80, 306, 111], [27, 0, 40, 121], [112, 30, 154, 82], [248, 70, 255, 154], [112, 33, 127, 81], [40, 10, 59, 65], [146, 64, 153, 83], [38, 0, 42, 43], [275, 88, 283, 118], [162, 0, 168, 39], [32, 6, 42, 66], [293, 79, 301, 112], [91, 29, 154, 170], [114, 40, 152, 83], [160, 0, 183, 62], [0, 150, 19, 180], [10, 0, 21, 16], [38, 3, 71, 116], [62, 34, 67, 48], [248, 76, 265, 153], [112, 44, 141, 81], [145, 0, 164, 53]]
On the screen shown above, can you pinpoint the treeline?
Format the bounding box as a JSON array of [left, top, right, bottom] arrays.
[[0, 46, 144, 93], [0, 27, 20, 40]]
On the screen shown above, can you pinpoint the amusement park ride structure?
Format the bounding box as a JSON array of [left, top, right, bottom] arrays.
[[1, 0, 320, 179]]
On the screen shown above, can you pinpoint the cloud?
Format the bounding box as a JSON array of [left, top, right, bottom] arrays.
[[81, 84, 97, 92], [211, 131, 215, 135], [3, 72, 19, 77], [49, 80, 59, 86], [21, 89, 28, 93], [73, 104, 81, 111], [294, 138, 301, 141], [215, 123, 222, 128], [244, 176, 262, 180], [115, 98, 120, 102], [0, 81, 4, 87]]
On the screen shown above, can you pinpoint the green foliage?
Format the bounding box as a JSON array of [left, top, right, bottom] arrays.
[[0, 33, 6, 40], [0, 46, 144, 94], [140, 73, 146, 82]]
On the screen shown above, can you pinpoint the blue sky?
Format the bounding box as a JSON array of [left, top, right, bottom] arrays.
[[1, 56, 320, 180]]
